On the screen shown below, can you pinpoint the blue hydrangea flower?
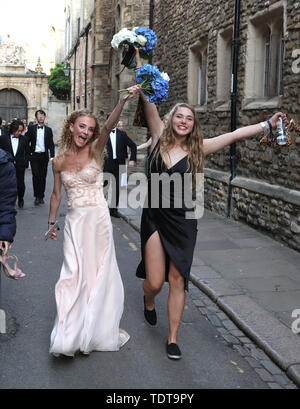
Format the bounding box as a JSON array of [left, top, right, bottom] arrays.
[[136, 64, 169, 104], [135, 27, 157, 54]]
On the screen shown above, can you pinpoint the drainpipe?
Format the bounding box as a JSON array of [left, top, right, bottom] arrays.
[[149, 0, 154, 64], [143, 0, 155, 147], [84, 24, 91, 109], [73, 48, 77, 111], [226, 0, 241, 217], [149, 0, 154, 29]]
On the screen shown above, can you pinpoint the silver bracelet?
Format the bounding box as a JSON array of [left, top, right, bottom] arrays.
[[260, 121, 270, 137]]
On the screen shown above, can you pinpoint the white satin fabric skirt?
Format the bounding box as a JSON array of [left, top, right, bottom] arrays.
[[49, 205, 130, 357]]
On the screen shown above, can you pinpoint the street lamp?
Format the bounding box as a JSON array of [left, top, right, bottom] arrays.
[[63, 62, 81, 76], [63, 62, 71, 76]]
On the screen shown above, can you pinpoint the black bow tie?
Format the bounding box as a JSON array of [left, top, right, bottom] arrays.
[[12, 136, 19, 139], [38, 126, 44, 129], [111, 129, 115, 133]]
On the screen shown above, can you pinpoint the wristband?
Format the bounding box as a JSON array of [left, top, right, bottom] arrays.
[[48, 221, 55, 225], [260, 122, 269, 137], [267, 120, 274, 141], [267, 120, 273, 133]]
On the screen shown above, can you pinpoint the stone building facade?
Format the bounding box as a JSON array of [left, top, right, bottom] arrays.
[[152, 0, 300, 251], [64, 0, 300, 250], [65, 0, 151, 171], [0, 0, 65, 75], [0, 39, 67, 143], [0, 40, 49, 122], [0, 0, 67, 142]]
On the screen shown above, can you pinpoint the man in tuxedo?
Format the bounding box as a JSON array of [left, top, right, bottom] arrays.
[[103, 120, 137, 217], [26, 110, 55, 205], [0, 119, 30, 208]]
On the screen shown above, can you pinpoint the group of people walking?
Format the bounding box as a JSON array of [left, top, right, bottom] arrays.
[[0, 110, 55, 208], [0, 48, 287, 361]]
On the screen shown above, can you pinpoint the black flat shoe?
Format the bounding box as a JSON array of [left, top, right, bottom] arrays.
[[143, 296, 157, 326], [110, 209, 120, 218], [166, 342, 182, 360]]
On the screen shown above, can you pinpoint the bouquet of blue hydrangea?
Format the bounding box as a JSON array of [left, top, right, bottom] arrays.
[[133, 27, 157, 56], [136, 64, 170, 104], [119, 64, 169, 105], [111, 27, 157, 69]]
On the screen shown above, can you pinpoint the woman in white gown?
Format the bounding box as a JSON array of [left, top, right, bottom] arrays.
[[47, 86, 139, 357]]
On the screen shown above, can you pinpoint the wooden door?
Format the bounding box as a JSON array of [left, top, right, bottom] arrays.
[[0, 88, 27, 122]]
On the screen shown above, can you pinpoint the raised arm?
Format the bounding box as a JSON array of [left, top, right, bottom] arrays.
[[135, 48, 164, 152], [203, 112, 287, 156], [92, 85, 140, 154], [137, 90, 164, 152]]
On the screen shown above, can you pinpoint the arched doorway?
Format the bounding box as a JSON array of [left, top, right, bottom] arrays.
[[0, 88, 27, 121]]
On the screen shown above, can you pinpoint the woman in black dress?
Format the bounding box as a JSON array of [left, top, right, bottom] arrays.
[[135, 81, 286, 360]]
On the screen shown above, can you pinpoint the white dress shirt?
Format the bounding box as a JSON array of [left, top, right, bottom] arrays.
[[109, 128, 117, 159], [36, 126, 45, 153], [10, 134, 19, 157]]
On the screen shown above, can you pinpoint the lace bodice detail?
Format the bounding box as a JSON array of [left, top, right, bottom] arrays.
[[61, 160, 107, 209]]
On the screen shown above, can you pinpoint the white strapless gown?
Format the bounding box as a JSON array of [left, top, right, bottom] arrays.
[[49, 160, 130, 357]]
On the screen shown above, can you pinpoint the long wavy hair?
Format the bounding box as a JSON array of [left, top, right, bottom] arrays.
[[59, 110, 102, 162], [151, 103, 204, 176]]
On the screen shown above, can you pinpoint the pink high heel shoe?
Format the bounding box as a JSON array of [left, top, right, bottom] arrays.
[[0, 253, 25, 280]]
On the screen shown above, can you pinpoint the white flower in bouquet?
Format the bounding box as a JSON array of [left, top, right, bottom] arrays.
[[136, 35, 147, 47], [111, 28, 137, 50], [161, 72, 170, 82]]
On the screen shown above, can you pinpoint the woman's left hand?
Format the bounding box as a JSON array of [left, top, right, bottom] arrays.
[[50, 228, 59, 241], [268, 112, 288, 129], [120, 85, 142, 102]]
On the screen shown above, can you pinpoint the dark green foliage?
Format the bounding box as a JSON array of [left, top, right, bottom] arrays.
[[48, 63, 71, 100]]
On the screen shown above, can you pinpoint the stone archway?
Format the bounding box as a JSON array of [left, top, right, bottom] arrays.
[[0, 88, 27, 121]]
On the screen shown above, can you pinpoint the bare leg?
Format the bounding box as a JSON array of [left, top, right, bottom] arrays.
[[167, 260, 185, 344], [143, 231, 165, 310]]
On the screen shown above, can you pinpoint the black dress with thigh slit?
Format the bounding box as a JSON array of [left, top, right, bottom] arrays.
[[136, 146, 198, 291]]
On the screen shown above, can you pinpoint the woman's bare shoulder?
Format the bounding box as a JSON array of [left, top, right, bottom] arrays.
[[52, 153, 67, 172]]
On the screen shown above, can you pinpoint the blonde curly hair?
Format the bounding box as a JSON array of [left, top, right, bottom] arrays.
[[151, 103, 204, 176], [59, 110, 102, 161]]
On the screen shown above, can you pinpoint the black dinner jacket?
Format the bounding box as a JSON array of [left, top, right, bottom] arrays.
[[26, 124, 55, 160], [0, 134, 30, 170], [104, 129, 137, 172], [0, 126, 8, 138]]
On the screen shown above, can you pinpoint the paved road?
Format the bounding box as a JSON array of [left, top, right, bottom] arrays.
[[0, 167, 270, 389]]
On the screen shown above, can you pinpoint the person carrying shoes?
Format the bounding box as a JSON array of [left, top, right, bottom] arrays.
[[0, 148, 17, 260]]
